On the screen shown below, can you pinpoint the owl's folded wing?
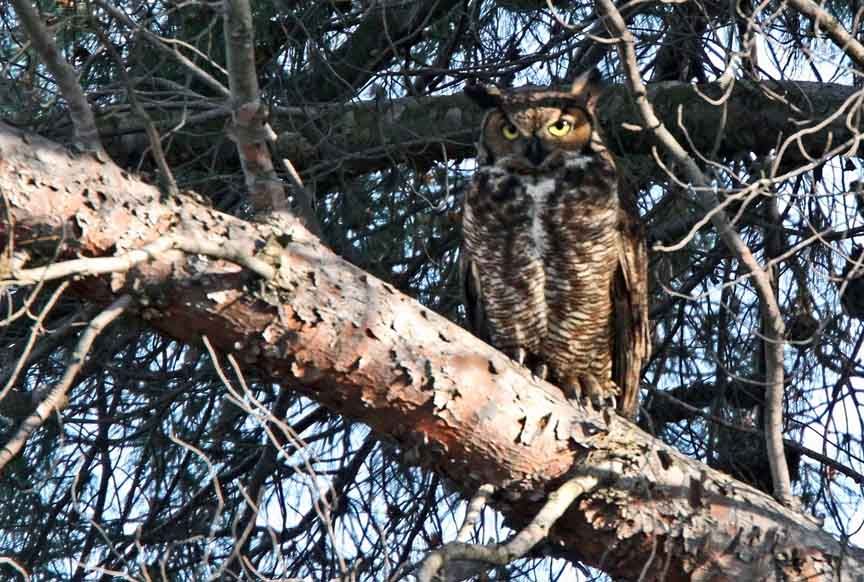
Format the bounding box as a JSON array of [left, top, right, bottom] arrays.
[[460, 249, 490, 343], [612, 207, 651, 421]]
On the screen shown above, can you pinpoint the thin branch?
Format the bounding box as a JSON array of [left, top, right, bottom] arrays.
[[0, 294, 131, 472], [0, 280, 70, 407], [167, 426, 227, 568], [5, 235, 275, 285], [786, 0, 864, 68], [94, 27, 178, 197], [648, 387, 864, 487], [94, 0, 231, 99]]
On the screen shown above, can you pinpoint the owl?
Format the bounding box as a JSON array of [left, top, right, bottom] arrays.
[[460, 69, 650, 419]]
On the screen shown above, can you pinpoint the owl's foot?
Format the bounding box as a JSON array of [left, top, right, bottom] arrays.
[[531, 362, 549, 381], [561, 374, 619, 411], [511, 347, 528, 367]]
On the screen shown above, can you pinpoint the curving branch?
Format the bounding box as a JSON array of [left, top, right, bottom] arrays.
[[596, 0, 794, 508], [417, 476, 600, 581], [0, 294, 131, 472]]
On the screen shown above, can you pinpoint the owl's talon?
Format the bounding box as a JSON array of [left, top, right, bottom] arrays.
[[559, 374, 620, 412], [532, 363, 549, 381], [559, 377, 582, 402], [514, 348, 528, 366]]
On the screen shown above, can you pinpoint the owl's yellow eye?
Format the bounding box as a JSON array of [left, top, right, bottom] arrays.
[[548, 119, 572, 137], [501, 123, 520, 140]]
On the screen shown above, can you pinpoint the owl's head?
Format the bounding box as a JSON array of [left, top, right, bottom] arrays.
[[465, 69, 604, 171]]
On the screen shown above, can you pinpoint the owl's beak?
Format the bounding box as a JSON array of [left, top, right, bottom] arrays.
[[525, 136, 547, 166]]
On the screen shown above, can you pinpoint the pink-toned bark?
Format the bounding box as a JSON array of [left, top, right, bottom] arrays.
[[1, 122, 860, 580]]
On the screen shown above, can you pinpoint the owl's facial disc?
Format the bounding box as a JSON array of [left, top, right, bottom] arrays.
[[481, 106, 594, 173]]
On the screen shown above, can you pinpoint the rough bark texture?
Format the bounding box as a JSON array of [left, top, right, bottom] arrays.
[[1, 122, 862, 580]]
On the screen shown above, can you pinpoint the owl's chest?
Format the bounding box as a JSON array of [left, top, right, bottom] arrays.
[[468, 167, 618, 261], [523, 177, 558, 258]]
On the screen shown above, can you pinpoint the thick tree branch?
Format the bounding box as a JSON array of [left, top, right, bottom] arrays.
[[10, 0, 104, 155], [93, 81, 864, 189], [0, 122, 861, 580], [222, 0, 289, 216]]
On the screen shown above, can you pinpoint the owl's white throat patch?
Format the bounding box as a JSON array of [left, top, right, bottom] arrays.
[[563, 153, 593, 170], [526, 177, 557, 258]]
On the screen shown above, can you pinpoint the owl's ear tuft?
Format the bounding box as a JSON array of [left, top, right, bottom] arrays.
[[464, 82, 503, 109], [570, 68, 604, 111]]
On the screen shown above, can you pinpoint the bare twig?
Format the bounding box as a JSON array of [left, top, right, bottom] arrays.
[[5, 234, 275, 285], [786, 0, 864, 69], [220, 385, 293, 577], [0, 307, 86, 420], [94, 27, 178, 197], [222, 0, 288, 216], [596, 0, 794, 507], [167, 428, 227, 570], [280, 157, 321, 236], [648, 387, 864, 487], [416, 475, 599, 582], [95, 0, 231, 99], [0, 294, 131, 472], [200, 338, 351, 577], [0, 280, 70, 407]]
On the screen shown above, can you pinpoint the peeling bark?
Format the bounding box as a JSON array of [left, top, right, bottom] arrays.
[[1, 122, 861, 580]]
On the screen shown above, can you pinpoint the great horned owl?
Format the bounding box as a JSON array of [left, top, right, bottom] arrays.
[[461, 69, 650, 419]]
